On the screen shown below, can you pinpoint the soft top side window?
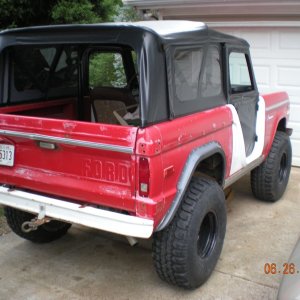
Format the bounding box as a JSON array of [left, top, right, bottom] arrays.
[[200, 46, 222, 98], [170, 44, 226, 117], [229, 52, 253, 94], [174, 48, 203, 102]]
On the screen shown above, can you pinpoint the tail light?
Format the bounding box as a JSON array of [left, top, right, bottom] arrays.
[[139, 157, 150, 197]]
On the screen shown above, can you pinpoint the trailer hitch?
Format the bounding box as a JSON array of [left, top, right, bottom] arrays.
[[21, 205, 51, 233]]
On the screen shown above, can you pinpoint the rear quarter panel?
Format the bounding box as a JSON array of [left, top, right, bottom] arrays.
[[262, 91, 290, 157], [135, 106, 233, 227]]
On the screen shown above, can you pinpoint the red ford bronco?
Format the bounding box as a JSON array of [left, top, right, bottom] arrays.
[[0, 21, 292, 289]]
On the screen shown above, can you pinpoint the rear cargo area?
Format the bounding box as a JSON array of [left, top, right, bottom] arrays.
[[0, 112, 138, 212], [0, 43, 141, 213]]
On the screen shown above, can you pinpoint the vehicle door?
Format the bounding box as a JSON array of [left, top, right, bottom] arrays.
[[227, 48, 259, 156]]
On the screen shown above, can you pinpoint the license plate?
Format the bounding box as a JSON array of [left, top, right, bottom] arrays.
[[0, 144, 15, 166]]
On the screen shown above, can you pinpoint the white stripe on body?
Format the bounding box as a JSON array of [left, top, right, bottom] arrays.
[[227, 96, 265, 176]]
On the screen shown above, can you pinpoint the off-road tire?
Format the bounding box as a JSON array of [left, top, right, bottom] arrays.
[[251, 131, 292, 202], [152, 177, 226, 289], [4, 207, 71, 243]]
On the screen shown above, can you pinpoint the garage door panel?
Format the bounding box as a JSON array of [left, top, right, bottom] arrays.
[[293, 157, 300, 167], [277, 67, 300, 87], [291, 139, 300, 166], [274, 50, 300, 59], [289, 104, 300, 124], [253, 65, 271, 86], [279, 30, 300, 50], [252, 58, 300, 67], [288, 95, 300, 106], [289, 123, 300, 139], [239, 30, 271, 49], [250, 49, 274, 59], [251, 49, 300, 60]]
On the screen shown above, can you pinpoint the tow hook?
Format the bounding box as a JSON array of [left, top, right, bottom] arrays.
[[21, 217, 51, 233], [21, 205, 51, 233]]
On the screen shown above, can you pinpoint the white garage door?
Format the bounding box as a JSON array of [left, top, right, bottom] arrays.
[[215, 26, 300, 166]]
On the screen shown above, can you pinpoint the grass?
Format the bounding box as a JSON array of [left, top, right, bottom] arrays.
[[0, 206, 3, 217]]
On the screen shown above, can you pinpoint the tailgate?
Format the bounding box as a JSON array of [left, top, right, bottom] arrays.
[[0, 114, 138, 212]]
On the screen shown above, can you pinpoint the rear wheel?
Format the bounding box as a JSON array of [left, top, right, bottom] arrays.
[[251, 131, 292, 202], [4, 207, 71, 243], [152, 177, 226, 289]]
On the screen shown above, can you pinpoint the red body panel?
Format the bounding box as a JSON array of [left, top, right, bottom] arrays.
[[0, 112, 138, 212], [0, 98, 77, 119], [0, 91, 290, 230], [134, 106, 233, 227], [262, 91, 290, 157]]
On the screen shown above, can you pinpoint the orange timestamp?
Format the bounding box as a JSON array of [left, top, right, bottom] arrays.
[[264, 263, 299, 275]]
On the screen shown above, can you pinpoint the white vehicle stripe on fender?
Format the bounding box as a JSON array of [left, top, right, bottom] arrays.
[[245, 96, 266, 165], [227, 104, 247, 175], [227, 96, 265, 176]]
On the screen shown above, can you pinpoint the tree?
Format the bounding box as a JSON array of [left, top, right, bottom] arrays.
[[91, 0, 122, 22], [114, 5, 140, 22], [0, 0, 123, 29], [0, 0, 56, 29], [51, 0, 100, 24], [0, 0, 140, 90]]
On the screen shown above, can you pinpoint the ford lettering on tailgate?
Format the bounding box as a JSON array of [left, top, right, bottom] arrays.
[[83, 159, 131, 186]]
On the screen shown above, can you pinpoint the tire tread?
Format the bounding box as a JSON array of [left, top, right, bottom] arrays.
[[152, 177, 225, 289], [251, 131, 291, 202]]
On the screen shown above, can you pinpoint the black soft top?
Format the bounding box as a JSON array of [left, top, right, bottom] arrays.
[[0, 21, 249, 126], [0, 21, 248, 50]]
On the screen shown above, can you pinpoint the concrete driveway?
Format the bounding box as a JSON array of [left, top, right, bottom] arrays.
[[0, 168, 300, 300]]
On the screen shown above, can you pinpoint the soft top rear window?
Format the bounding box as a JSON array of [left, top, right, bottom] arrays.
[[10, 45, 78, 103]]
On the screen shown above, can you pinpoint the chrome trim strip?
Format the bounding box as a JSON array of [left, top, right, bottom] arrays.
[[265, 99, 289, 112], [224, 156, 265, 189], [0, 129, 133, 154], [0, 186, 153, 238]]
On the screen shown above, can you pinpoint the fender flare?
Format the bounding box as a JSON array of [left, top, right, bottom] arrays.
[[156, 142, 226, 231], [264, 117, 293, 158]]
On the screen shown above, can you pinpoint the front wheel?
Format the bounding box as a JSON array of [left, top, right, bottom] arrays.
[[152, 177, 226, 289], [251, 131, 292, 202], [4, 207, 71, 243]]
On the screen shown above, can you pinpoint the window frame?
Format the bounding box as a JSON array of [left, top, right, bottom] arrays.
[[167, 43, 226, 118], [86, 46, 135, 91], [227, 49, 256, 95]]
